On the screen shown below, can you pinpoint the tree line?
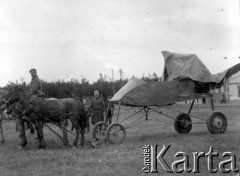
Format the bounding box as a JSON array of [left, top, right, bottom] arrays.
[[1, 72, 160, 102]]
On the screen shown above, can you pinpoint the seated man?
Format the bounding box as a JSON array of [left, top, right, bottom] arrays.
[[29, 68, 45, 97]]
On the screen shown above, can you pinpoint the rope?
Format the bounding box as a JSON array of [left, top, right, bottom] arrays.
[[156, 106, 207, 122], [148, 107, 206, 125], [124, 113, 147, 129], [118, 107, 145, 124]]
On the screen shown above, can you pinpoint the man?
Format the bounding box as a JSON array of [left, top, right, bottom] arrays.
[[220, 94, 226, 104], [90, 90, 105, 126], [106, 96, 114, 125], [29, 68, 45, 97]]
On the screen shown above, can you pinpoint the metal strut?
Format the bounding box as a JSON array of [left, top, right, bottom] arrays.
[[143, 106, 150, 120], [187, 100, 195, 115], [209, 93, 215, 111]]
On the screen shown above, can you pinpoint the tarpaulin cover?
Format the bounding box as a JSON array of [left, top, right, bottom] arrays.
[[162, 51, 240, 84]]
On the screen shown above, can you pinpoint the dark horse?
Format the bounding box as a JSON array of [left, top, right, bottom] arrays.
[[7, 86, 86, 149], [0, 89, 35, 145]]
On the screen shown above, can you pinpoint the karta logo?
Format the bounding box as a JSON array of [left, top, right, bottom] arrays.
[[142, 145, 239, 175]]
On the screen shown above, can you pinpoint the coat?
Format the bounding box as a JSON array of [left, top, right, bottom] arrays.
[[90, 98, 105, 125]]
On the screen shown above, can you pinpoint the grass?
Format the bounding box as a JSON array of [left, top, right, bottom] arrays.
[[0, 103, 240, 176]]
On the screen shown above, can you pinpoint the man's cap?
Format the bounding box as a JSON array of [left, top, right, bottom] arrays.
[[29, 68, 37, 73]]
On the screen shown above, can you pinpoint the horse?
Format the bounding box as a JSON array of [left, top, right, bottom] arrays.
[[6, 86, 86, 149], [0, 88, 36, 145]]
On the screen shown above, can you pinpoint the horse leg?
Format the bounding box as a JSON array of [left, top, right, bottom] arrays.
[[0, 117, 5, 144], [61, 118, 69, 146], [79, 116, 85, 146], [29, 122, 35, 134], [80, 126, 85, 146], [15, 115, 27, 147], [34, 120, 46, 149], [72, 120, 79, 146]]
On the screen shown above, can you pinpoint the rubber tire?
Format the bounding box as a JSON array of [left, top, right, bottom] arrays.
[[174, 113, 192, 133], [92, 121, 108, 141], [207, 112, 227, 134], [106, 123, 126, 144]]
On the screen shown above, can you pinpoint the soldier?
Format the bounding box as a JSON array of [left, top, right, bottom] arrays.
[[90, 90, 105, 126], [29, 68, 45, 97], [106, 96, 114, 125]]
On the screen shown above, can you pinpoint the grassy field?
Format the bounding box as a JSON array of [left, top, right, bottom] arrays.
[[0, 103, 240, 176]]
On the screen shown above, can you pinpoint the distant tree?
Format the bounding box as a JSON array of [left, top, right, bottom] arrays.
[[152, 72, 158, 81], [119, 68, 124, 80]]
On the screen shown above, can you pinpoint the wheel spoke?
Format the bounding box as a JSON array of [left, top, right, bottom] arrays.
[[106, 123, 126, 144]]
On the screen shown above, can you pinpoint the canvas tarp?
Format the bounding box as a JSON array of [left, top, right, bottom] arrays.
[[162, 51, 240, 84], [162, 51, 213, 82], [110, 78, 146, 103]]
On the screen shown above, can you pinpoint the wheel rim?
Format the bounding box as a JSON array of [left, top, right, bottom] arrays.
[[207, 112, 227, 134], [108, 124, 126, 144], [93, 122, 108, 140], [95, 125, 107, 140]]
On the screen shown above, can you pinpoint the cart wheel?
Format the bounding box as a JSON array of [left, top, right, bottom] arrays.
[[92, 121, 108, 141], [174, 113, 192, 133], [207, 112, 227, 134], [106, 123, 126, 144]]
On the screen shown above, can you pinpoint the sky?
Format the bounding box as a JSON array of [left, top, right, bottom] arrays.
[[0, 0, 239, 87]]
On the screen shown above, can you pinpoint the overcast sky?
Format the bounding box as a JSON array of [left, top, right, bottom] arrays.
[[0, 0, 239, 87]]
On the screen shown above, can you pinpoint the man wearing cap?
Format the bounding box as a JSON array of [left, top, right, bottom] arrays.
[[90, 90, 105, 125], [29, 68, 45, 97]]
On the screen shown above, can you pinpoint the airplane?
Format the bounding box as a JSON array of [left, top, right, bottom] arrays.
[[92, 51, 240, 144]]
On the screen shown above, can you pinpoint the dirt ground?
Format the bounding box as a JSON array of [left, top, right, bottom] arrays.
[[0, 102, 240, 176]]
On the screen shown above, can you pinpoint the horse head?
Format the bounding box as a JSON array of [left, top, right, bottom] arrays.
[[6, 85, 27, 108]]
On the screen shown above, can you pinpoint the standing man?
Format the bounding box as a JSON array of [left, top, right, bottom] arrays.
[[106, 96, 114, 125], [29, 68, 45, 97], [90, 90, 105, 126]]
